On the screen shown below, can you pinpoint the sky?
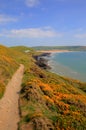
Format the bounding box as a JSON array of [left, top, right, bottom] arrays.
[[0, 0, 86, 46]]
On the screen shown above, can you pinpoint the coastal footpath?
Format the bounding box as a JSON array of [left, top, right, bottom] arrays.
[[0, 45, 86, 130], [0, 64, 24, 130]]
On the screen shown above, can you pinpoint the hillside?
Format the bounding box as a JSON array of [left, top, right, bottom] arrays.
[[0, 45, 18, 98], [0, 45, 86, 130], [33, 46, 86, 51], [12, 47, 86, 130]]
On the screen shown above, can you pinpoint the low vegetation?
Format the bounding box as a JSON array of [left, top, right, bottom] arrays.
[[0, 45, 18, 98], [0, 44, 86, 130]]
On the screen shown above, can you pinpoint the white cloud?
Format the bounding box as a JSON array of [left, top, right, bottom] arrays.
[[0, 28, 62, 38], [25, 0, 40, 7], [75, 34, 86, 38], [0, 14, 17, 23]]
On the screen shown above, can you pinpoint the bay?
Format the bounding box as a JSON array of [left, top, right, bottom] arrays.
[[48, 51, 86, 82]]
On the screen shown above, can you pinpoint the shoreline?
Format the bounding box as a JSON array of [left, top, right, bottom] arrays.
[[34, 51, 86, 82], [47, 52, 86, 82], [34, 50, 72, 70], [37, 49, 72, 53]]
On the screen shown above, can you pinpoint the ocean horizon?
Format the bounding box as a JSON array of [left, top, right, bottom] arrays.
[[48, 51, 86, 82]]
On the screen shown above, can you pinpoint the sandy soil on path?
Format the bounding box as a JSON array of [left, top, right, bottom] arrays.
[[0, 64, 24, 130]]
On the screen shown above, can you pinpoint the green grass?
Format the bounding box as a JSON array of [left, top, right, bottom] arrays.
[[0, 45, 19, 98], [19, 51, 86, 130], [0, 44, 86, 130]]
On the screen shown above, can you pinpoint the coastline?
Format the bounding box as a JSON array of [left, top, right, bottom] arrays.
[[37, 49, 71, 53], [34, 50, 73, 71], [35, 51, 86, 82], [47, 51, 86, 82], [33, 53, 51, 70]]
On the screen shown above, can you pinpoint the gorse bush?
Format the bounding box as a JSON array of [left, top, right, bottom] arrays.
[[19, 50, 86, 130], [0, 45, 19, 97], [0, 45, 86, 130]]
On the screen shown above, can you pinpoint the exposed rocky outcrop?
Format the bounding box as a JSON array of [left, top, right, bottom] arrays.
[[33, 53, 51, 70]]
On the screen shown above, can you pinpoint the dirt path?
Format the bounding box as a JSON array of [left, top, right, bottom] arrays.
[[0, 64, 24, 130]]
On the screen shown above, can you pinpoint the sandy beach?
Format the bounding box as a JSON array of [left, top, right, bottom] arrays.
[[37, 50, 71, 53]]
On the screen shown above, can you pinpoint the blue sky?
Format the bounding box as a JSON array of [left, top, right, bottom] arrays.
[[0, 0, 86, 46]]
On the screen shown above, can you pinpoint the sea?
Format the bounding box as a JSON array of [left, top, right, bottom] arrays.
[[48, 51, 86, 82]]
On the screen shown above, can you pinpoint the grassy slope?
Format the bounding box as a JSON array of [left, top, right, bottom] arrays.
[[20, 66, 86, 130], [0, 45, 19, 98], [0, 45, 33, 98], [11, 47, 86, 130], [0, 45, 86, 130]]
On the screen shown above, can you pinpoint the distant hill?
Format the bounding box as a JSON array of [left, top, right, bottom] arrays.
[[33, 46, 86, 51]]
